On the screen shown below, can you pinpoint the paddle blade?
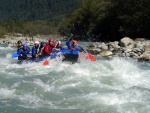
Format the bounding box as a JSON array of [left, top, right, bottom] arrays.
[[12, 54, 19, 59], [87, 53, 96, 62], [43, 59, 49, 65]]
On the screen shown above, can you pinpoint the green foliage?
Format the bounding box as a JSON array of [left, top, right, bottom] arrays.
[[0, 19, 57, 37], [59, 0, 150, 41], [0, 26, 6, 38], [0, 0, 81, 37], [24, 20, 57, 35], [5, 19, 15, 32], [113, 0, 150, 38], [0, 0, 81, 23], [58, 18, 72, 36]]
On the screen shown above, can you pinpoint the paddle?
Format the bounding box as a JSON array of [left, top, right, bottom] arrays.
[[80, 47, 96, 62], [42, 52, 61, 65], [12, 54, 19, 59], [43, 59, 49, 65], [12, 53, 32, 59]]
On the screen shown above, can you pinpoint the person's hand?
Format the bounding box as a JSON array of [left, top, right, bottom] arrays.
[[20, 54, 23, 56], [70, 47, 75, 50], [36, 54, 38, 57], [57, 40, 61, 44]]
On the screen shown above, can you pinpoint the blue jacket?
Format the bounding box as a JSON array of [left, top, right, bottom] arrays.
[[40, 42, 44, 48], [66, 40, 82, 52], [32, 42, 44, 58], [17, 47, 30, 59], [32, 47, 37, 58]]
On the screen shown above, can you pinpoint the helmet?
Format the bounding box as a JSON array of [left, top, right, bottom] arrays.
[[35, 41, 39, 44], [17, 40, 22, 44], [49, 38, 54, 43], [73, 40, 78, 44], [23, 43, 28, 48]]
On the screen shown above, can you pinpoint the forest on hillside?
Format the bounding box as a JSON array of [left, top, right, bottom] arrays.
[[59, 0, 150, 41], [0, 0, 80, 22], [0, 0, 81, 37], [0, 0, 150, 41]]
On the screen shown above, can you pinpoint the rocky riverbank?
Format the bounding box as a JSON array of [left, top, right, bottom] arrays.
[[0, 33, 65, 46], [0, 34, 150, 61], [87, 37, 150, 61], [0, 33, 49, 46]]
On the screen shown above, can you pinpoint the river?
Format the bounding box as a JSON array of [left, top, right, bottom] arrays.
[[0, 44, 150, 113]]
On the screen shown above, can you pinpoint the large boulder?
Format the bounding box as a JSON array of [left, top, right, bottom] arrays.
[[99, 51, 113, 57], [109, 41, 120, 49], [119, 37, 134, 48], [87, 48, 101, 55], [144, 45, 150, 54], [138, 54, 150, 61]]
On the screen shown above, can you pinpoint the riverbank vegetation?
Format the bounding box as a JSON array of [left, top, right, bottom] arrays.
[[0, 20, 57, 37], [58, 0, 150, 41], [0, 0, 81, 37], [0, 0, 150, 42]]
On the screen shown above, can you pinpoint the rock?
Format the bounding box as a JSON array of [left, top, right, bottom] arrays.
[[119, 37, 134, 48], [138, 54, 150, 61], [99, 51, 113, 57], [89, 43, 97, 48], [101, 45, 108, 50], [134, 38, 146, 42], [129, 52, 138, 57], [135, 43, 145, 50], [109, 47, 114, 52], [124, 48, 132, 53], [144, 45, 150, 54], [133, 48, 144, 53], [109, 41, 120, 49], [87, 48, 101, 55]]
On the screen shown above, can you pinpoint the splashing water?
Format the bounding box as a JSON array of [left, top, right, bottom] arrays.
[[0, 44, 150, 113]]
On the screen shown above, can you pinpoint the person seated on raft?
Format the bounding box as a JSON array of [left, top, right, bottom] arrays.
[[52, 40, 61, 53], [66, 38, 82, 52], [17, 43, 30, 60], [32, 41, 44, 60], [38, 40, 44, 52], [17, 40, 23, 52], [41, 38, 55, 56]]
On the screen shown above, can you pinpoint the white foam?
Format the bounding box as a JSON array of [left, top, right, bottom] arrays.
[[0, 88, 16, 99], [33, 79, 54, 92]]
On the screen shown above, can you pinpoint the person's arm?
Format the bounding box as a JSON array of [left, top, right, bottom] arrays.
[[40, 42, 44, 48], [75, 46, 82, 52], [17, 49, 23, 56], [66, 39, 72, 49], [32, 47, 36, 58], [55, 40, 61, 48], [26, 46, 30, 54]]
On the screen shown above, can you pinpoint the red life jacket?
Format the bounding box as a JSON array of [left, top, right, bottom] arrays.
[[42, 44, 55, 55]]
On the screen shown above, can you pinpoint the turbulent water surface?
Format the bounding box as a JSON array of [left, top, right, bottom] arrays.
[[0, 44, 150, 113]]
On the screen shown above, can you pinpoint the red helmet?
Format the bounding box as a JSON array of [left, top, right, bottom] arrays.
[[73, 40, 78, 44], [49, 38, 54, 42]]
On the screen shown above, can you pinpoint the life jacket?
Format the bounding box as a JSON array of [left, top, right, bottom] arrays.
[[42, 43, 55, 56], [17, 47, 30, 60], [17, 46, 23, 52]]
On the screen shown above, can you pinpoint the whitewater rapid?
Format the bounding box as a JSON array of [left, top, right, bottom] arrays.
[[0, 44, 150, 113]]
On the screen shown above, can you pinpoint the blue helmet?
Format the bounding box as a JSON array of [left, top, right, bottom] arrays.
[[23, 43, 28, 48]]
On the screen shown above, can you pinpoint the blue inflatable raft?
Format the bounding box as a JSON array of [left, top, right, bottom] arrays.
[[12, 47, 79, 64]]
